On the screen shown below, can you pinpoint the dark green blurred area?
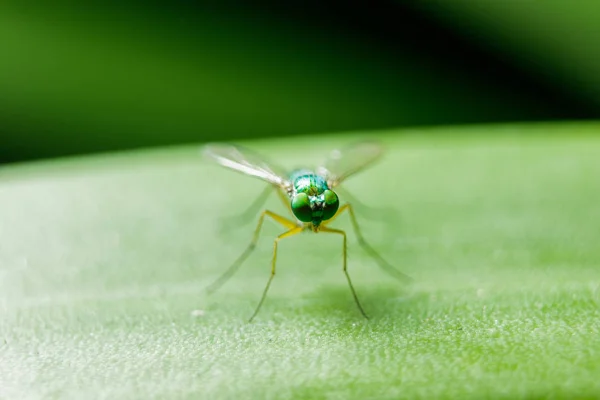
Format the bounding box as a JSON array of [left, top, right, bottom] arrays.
[[1, 1, 599, 163]]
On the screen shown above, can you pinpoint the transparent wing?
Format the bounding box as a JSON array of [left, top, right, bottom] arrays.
[[202, 143, 290, 188], [318, 141, 384, 187]]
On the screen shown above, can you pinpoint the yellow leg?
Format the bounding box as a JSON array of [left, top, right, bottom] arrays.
[[221, 186, 295, 233], [324, 203, 412, 284], [320, 226, 369, 319], [206, 210, 298, 294], [248, 225, 304, 322]]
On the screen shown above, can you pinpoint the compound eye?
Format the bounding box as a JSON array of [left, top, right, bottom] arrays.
[[321, 190, 339, 220], [291, 193, 312, 222]]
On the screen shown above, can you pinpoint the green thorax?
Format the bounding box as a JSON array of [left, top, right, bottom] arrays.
[[289, 169, 329, 196]]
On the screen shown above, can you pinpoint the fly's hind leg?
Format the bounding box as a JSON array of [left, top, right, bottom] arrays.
[[324, 203, 412, 284], [336, 187, 399, 224], [220, 185, 274, 233]]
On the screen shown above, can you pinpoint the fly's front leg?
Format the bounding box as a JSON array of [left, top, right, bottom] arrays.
[[319, 226, 369, 319], [221, 186, 295, 235], [206, 210, 298, 294], [248, 225, 303, 322]]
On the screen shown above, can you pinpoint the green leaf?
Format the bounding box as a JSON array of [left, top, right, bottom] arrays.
[[2, 122, 600, 398]]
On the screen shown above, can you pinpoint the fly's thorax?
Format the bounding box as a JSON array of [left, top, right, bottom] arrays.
[[289, 172, 339, 226], [292, 172, 327, 195]]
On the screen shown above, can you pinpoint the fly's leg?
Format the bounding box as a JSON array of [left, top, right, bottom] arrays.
[[276, 188, 295, 218], [206, 210, 298, 294], [248, 225, 304, 322], [324, 203, 412, 284], [220, 185, 274, 232], [221, 186, 295, 234], [336, 187, 399, 224], [319, 226, 369, 319]]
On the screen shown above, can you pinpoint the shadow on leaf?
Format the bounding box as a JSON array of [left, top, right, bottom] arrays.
[[296, 284, 430, 323]]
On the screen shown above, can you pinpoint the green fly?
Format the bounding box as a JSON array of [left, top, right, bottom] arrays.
[[203, 141, 411, 321]]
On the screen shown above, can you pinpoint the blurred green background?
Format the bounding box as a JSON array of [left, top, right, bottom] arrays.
[[1, 0, 599, 164]]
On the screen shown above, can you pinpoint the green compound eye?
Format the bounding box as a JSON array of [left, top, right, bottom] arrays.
[[291, 193, 313, 222], [322, 190, 339, 220]]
